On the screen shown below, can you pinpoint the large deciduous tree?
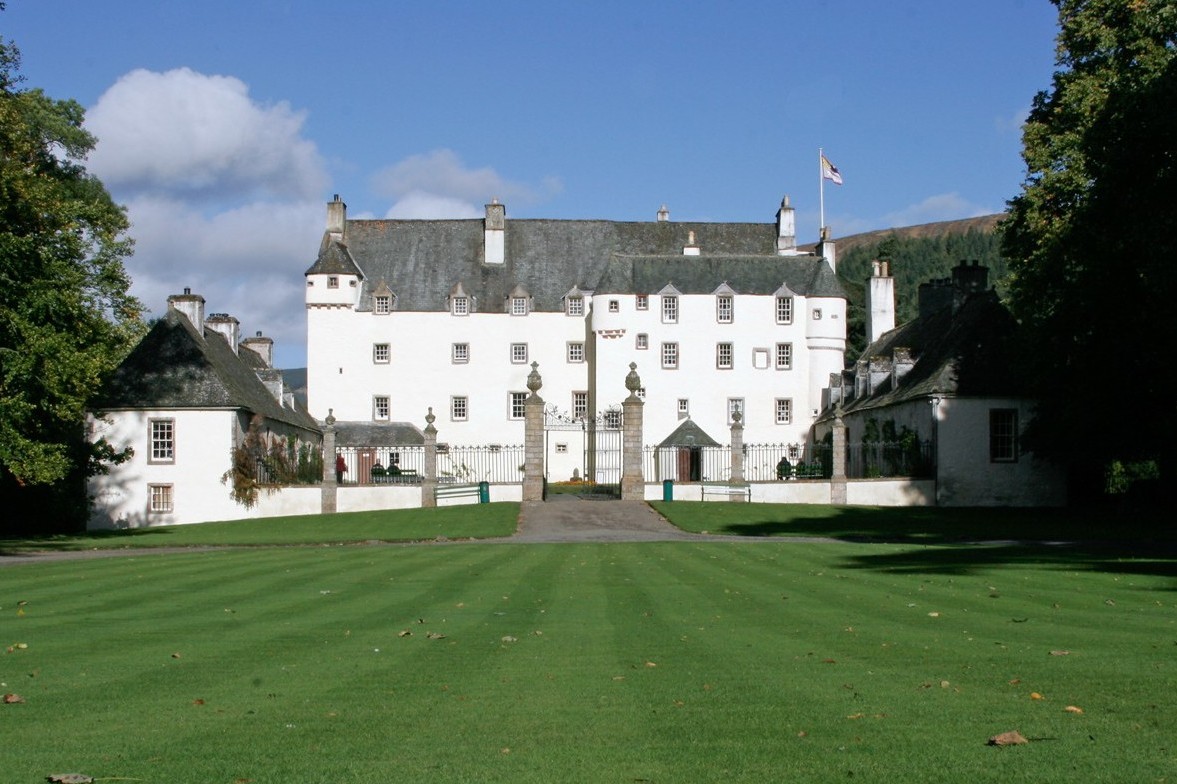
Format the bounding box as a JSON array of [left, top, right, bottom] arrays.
[[1001, 0, 1177, 494], [1, 29, 144, 526]]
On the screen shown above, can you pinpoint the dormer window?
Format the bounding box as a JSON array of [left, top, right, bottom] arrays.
[[662, 295, 678, 324], [510, 296, 529, 316], [567, 296, 584, 317], [716, 294, 733, 323], [374, 295, 391, 314], [776, 295, 794, 324], [452, 296, 469, 316]]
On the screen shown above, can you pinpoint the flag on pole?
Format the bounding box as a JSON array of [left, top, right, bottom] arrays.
[[820, 154, 843, 185]]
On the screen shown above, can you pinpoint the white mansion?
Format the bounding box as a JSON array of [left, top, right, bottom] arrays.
[[305, 195, 848, 482]]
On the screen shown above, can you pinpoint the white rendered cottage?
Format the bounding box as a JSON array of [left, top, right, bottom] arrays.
[[305, 196, 846, 483], [816, 261, 1065, 506], [87, 291, 321, 527]]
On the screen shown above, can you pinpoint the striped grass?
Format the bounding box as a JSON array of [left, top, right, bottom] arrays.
[[2, 539, 1173, 782], [0, 504, 520, 551]]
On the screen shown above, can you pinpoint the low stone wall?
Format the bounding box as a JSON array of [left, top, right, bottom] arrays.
[[646, 478, 935, 506]]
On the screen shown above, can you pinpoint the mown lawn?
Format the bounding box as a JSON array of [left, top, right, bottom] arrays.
[[2, 519, 1173, 782], [0, 504, 520, 552]]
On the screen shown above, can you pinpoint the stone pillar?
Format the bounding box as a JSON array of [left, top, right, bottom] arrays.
[[422, 408, 438, 508], [729, 408, 746, 501], [321, 409, 337, 514], [522, 362, 546, 501], [830, 409, 847, 505], [620, 363, 645, 501]]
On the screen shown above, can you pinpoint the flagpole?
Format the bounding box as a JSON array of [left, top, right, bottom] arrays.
[[818, 147, 826, 237]]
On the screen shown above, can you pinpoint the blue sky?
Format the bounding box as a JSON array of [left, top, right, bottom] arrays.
[[5, 0, 1060, 368]]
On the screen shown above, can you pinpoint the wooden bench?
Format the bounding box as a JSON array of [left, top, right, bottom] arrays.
[[434, 482, 485, 503], [699, 482, 751, 501]]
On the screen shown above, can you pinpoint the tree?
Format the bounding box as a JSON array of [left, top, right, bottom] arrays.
[[1, 28, 144, 528], [1001, 0, 1177, 498]]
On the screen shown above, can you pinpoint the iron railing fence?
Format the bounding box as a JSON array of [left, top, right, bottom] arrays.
[[261, 439, 932, 487], [331, 444, 525, 485], [846, 440, 935, 479], [251, 441, 323, 485], [641, 440, 934, 482], [640, 442, 832, 482]]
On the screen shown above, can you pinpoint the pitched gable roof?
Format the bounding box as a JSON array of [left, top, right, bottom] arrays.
[[309, 217, 845, 312], [832, 290, 1027, 417], [93, 310, 319, 433]]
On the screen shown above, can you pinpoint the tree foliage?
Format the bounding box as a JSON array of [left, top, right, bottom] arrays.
[[1001, 0, 1177, 481], [0, 30, 144, 519], [838, 228, 1006, 356]]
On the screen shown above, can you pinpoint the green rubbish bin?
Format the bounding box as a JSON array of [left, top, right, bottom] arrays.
[[662, 479, 673, 501], [478, 481, 490, 504]]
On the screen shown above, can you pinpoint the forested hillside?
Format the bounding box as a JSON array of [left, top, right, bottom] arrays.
[[828, 215, 1006, 356]]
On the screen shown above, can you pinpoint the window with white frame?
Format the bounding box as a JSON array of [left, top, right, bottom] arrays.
[[567, 342, 585, 363], [989, 409, 1018, 462], [662, 295, 678, 323], [452, 342, 470, 364], [775, 398, 793, 425], [373, 396, 390, 421], [451, 396, 468, 421], [452, 296, 469, 316], [716, 294, 733, 323], [373, 343, 390, 364], [374, 295, 391, 314], [148, 483, 173, 513], [716, 342, 733, 369], [149, 419, 174, 463], [510, 343, 528, 364], [637, 387, 646, 400], [636, 294, 649, 310], [510, 296, 529, 316], [776, 295, 794, 324], [572, 391, 588, 419], [661, 342, 679, 369], [566, 296, 584, 316], [509, 391, 527, 420], [727, 398, 744, 424], [678, 398, 689, 418], [776, 342, 793, 370], [636, 333, 648, 350], [608, 299, 619, 313]]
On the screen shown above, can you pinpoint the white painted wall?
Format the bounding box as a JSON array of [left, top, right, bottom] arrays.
[[88, 409, 242, 528], [934, 397, 1065, 506]]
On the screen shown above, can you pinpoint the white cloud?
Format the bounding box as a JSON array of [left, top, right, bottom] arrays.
[[122, 196, 323, 368], [84, 68, 334, 368], [86, 67, 328, 201], [880, 193, 995, 228], [385, 192, 483, 219], [371, 149, 562, 218]]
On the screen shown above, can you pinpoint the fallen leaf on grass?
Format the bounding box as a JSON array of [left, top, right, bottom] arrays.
[[426, 632, 446, 640], [192, 699, 205, 706], [4, 693, 25, 704], [1030, 692, 1044, 700], [397, 630, 412, 638], [171, 652, 182, 659], [501, 636, 517, 643], [1065, 705, 1084, 714], [988, 730, 1028, 746], [1049, 650, 1070, 656], [644, 661, 657, 668], [46, 775, 94, 784]]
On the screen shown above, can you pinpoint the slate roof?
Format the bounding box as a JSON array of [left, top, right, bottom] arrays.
[[656, 418, 723, 448], [828, 290, 1027, 419], [306, 218, 845, 312], [92, 310, 320, 433], [332, 422, 424, 447]]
